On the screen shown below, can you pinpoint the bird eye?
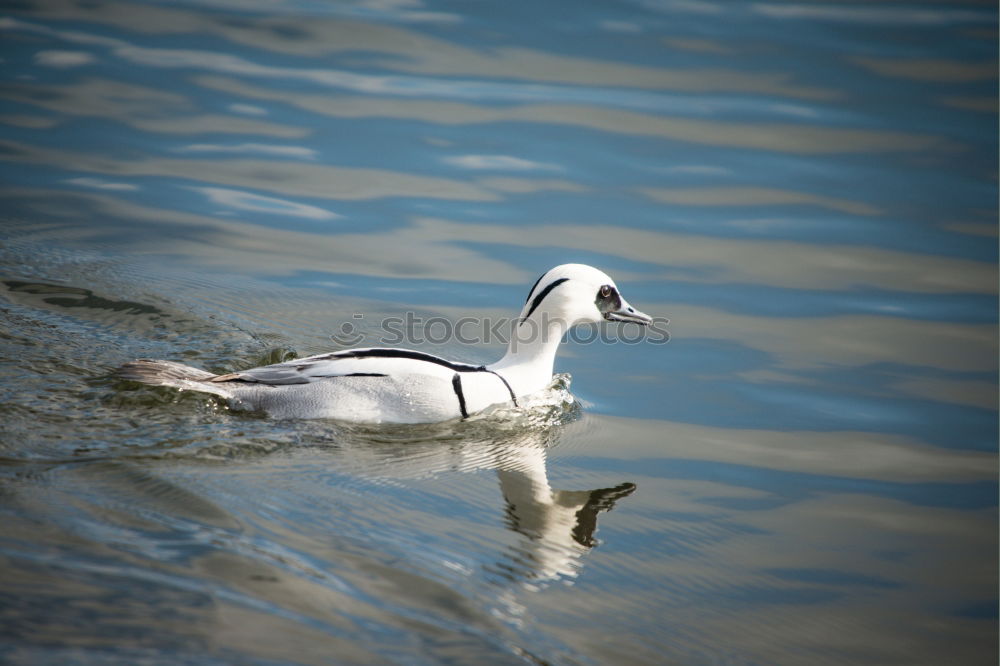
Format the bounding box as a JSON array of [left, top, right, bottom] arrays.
[[599, 285, 612, 298]]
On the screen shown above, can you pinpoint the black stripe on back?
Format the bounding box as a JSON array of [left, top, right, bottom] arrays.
[[451, 373, 469, 419], [319, 348, 485, 373], [334, 352, 519, 408], [520, 277, 569, 326]]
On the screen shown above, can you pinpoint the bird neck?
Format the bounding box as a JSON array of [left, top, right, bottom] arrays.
[[489, 315, 567, 397]]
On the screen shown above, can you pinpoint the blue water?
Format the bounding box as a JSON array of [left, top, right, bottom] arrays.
[[0, 1, 996, 664]]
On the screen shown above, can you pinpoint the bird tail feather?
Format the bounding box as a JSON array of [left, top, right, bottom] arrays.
[[118, 359, 234, 397]]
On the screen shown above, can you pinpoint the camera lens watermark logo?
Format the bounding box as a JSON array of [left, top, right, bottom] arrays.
[[332, 313, 367, 346], [330, 312, 670, 348]]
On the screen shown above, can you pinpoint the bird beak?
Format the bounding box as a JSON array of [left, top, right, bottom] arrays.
[[603, 297, 652, 325]]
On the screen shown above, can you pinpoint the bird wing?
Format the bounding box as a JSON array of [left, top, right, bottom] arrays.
[[209, 348, 478, 386]]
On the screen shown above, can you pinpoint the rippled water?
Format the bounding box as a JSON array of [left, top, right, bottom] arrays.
[[0, 1, 997, 664]]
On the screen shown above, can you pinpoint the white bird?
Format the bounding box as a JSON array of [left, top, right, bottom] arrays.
[[120, 263, 652, 423]]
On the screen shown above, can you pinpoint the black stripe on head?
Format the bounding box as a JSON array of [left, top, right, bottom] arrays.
[[520, 277, 569, 326], [523, 272, 547, 305], [451, 373, 469, 419]]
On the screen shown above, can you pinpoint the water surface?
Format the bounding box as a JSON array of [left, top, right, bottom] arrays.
[[0, 1, 996, 664]]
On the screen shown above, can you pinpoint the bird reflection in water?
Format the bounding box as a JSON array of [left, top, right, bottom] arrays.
[[329, 388, 635, 590], [492, 439, 635, 586]]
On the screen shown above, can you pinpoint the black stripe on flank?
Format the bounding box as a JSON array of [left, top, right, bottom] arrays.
[[452, 373, 468, 419], [210, 372, 282, 385], [486, 369, 518, 406], [318, 348, 485, 373], [311, 372, 388, 378], [520, 277, 569, 327], [210, 371, 387, 384]]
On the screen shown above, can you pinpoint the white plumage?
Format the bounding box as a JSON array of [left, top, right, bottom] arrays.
[[120, 263, 652, 423]]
